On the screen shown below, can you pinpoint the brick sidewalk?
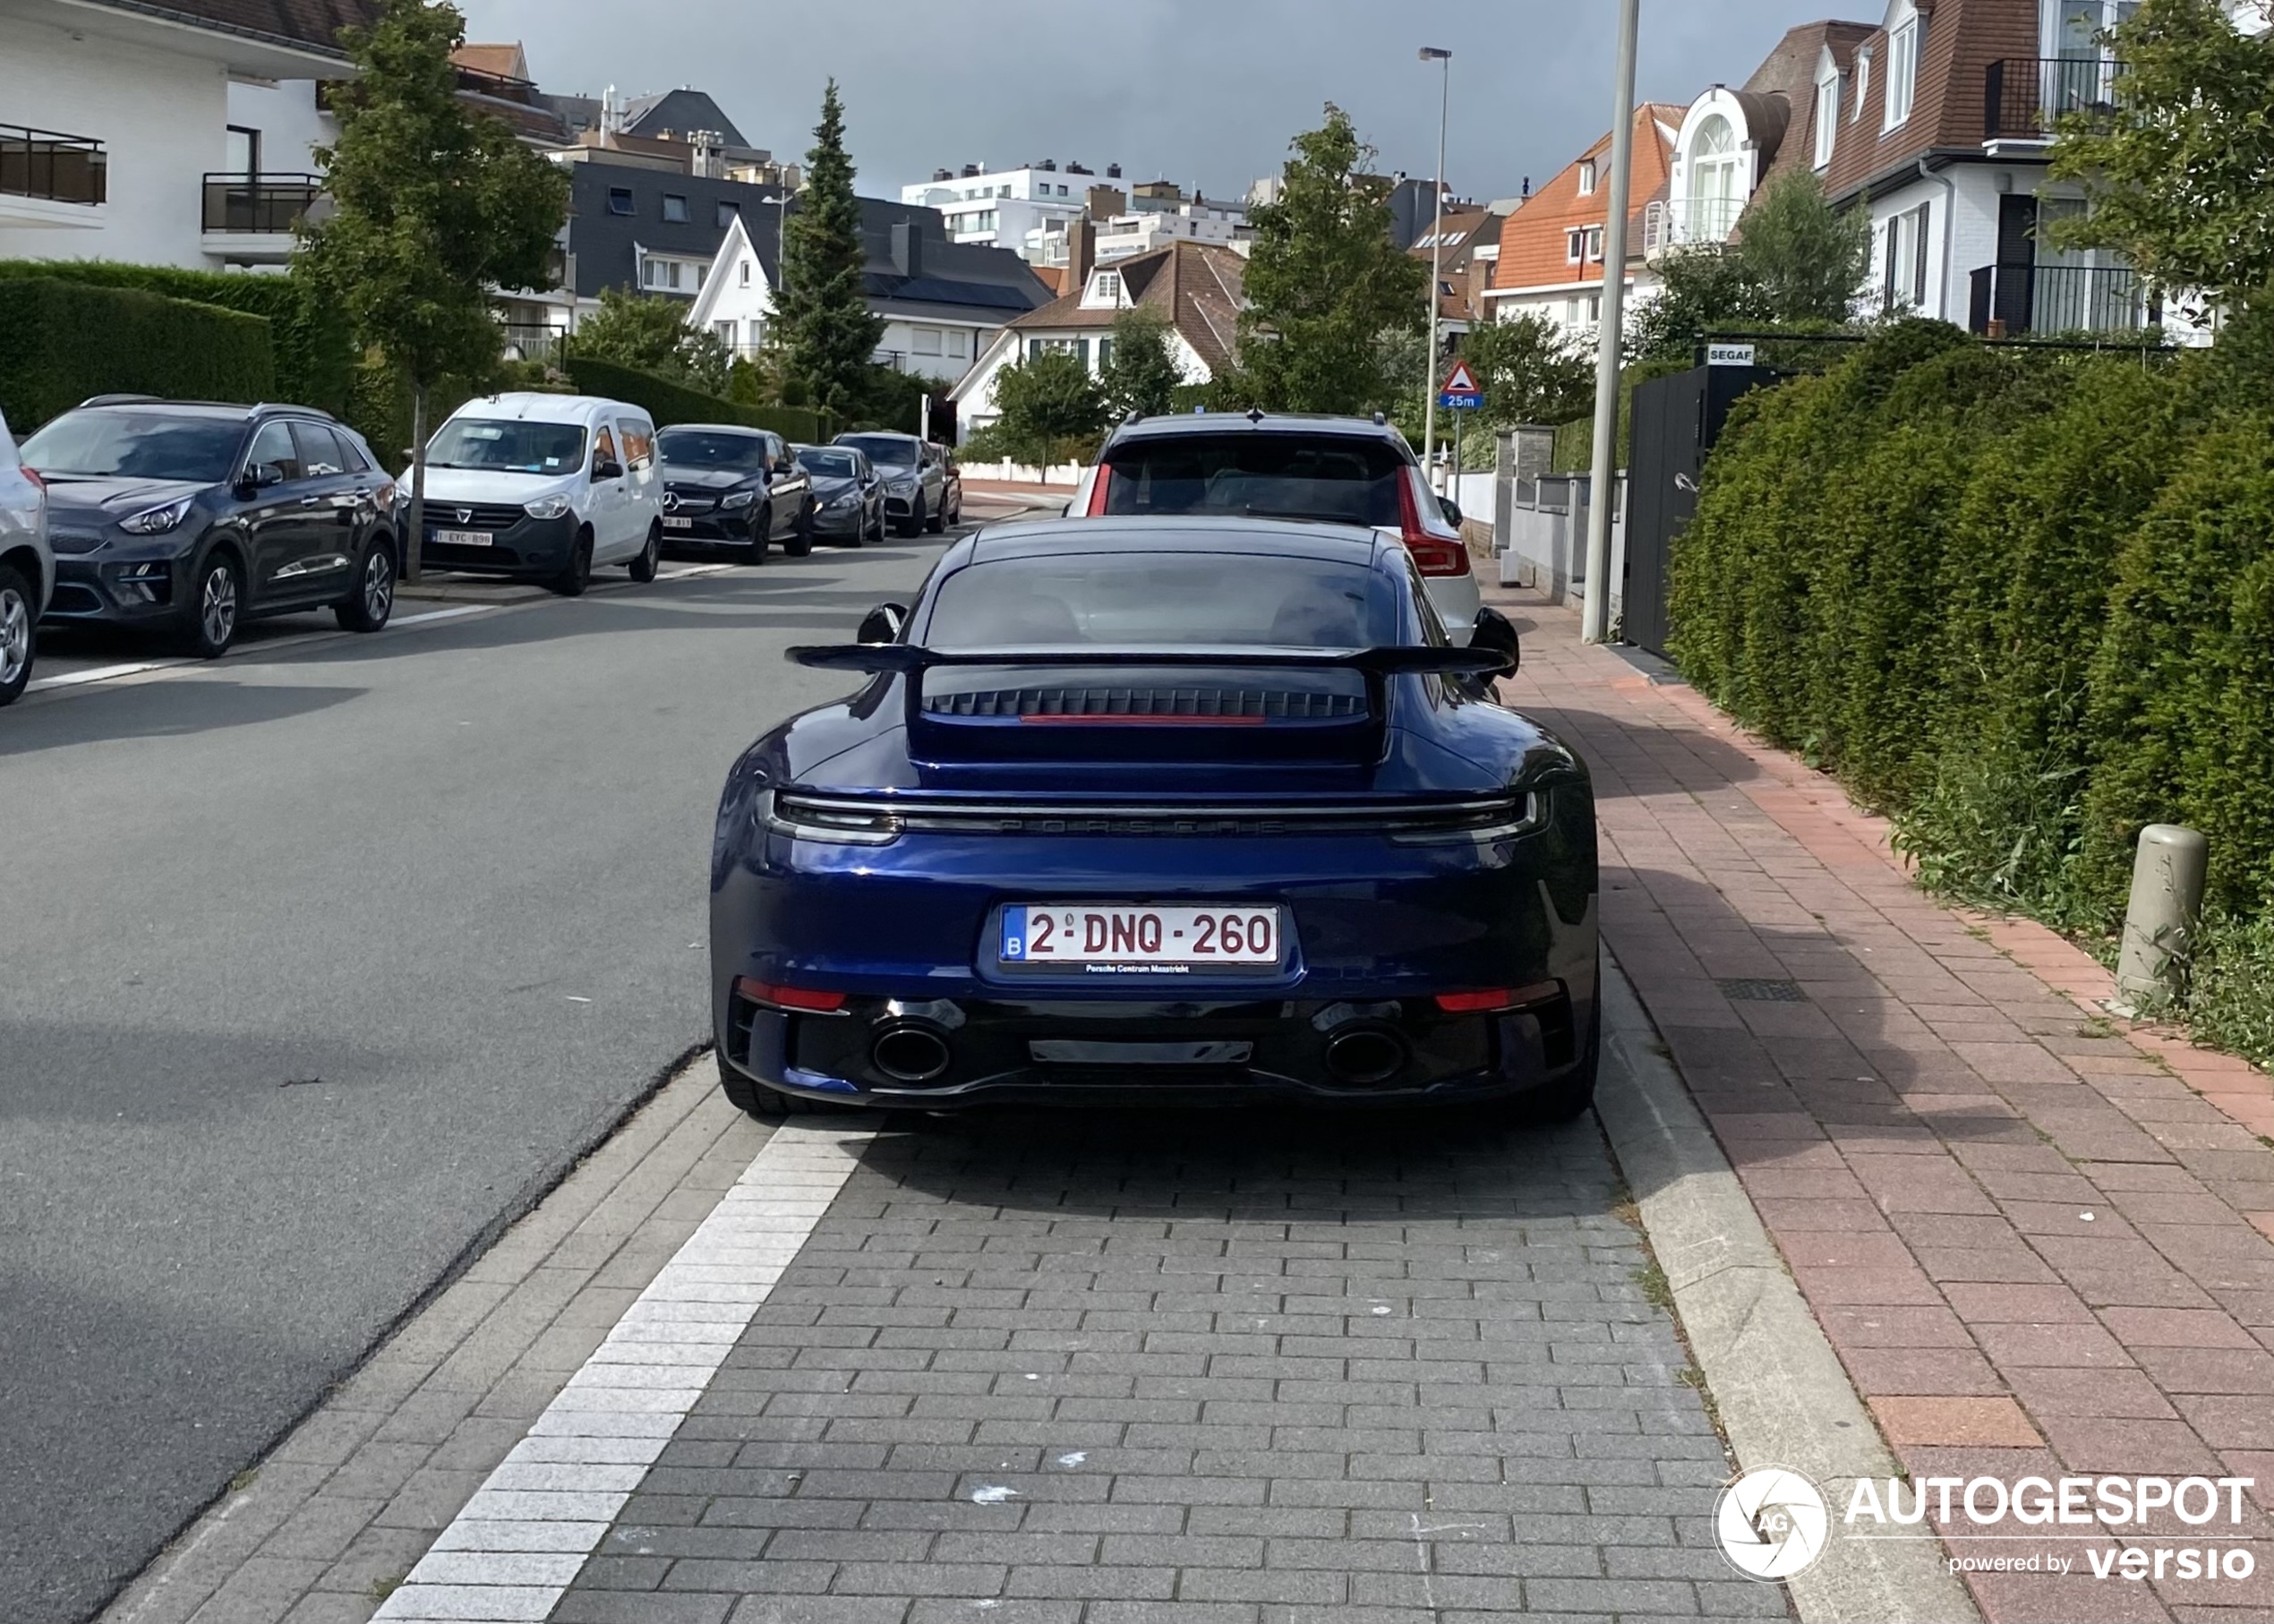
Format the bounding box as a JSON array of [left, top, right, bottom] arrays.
[[1490, 582, 2274, 1624]]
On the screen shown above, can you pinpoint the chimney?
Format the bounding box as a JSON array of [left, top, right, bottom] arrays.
[[1086, 184, 1125, 218], [933, 167, 952, 182], [962, 162, 979, 177], [891, 218, 924, 278], [1521, 175, 1532, 198], [1066, 218, 1096, 293], [1107, 162, 1123, 179]]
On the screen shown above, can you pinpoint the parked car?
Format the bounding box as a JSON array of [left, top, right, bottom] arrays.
[[834, 431, 945, 536], [416, 393, 662, 595], [22, 397, 398, 658], [1065, 411, 1519, 670], [655, 424, 814, 565], [791, 444, 884, 545], [935, 443, 964, 529], [708, 517, 1599, 1120], [0, 405, 52, 706]]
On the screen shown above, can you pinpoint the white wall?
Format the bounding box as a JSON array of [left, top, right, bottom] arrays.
[[0, 13, 233, 267], [876, 320, 984, 383], [225, 77, 333, 177]]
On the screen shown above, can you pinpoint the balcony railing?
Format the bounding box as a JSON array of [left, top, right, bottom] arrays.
[[498, 322, 567, 363], [1966, 261, 2159, 338], [1984, 56, 2124, 141], [1643, 195, 1745, 260], [201, 173, 324, 234], [1, 124, 107, 206]]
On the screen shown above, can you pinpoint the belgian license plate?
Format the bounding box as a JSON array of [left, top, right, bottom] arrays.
[[1001, 904, 1281, 972], [435, 528, 492, 547], [663, 516, 694, 530]]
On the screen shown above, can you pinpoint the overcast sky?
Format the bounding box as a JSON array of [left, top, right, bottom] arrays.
[[457, 1, 1852, 203]]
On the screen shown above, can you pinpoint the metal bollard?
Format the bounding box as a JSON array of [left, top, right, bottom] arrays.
[[2111, 824, 2208, 1014]]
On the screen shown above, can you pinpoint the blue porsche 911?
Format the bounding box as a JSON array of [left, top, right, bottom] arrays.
[[708, 517, 1599, 1118]]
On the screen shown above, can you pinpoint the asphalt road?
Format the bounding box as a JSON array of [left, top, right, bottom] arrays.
[[0, 528, 971, 1624]]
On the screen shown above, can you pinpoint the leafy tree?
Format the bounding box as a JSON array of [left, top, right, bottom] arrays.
[[988, 349, 1108, 470], [296, 0, 568, 579], [1099, 307, 1184, 420], [571, 286, 731, 394], [1231, 104, 1426, 415], [1458, 312, 1595, 441], [1627, 170, 1867, 363], [2050, 0, 2274, 321], [774, 81, 883, 419]]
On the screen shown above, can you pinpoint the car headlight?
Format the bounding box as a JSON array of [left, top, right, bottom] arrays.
[[829, 491, 859, 509], [523, 496, 574, 520], [889, 477, 918, 493], [118, 497, 195, 535], [721, 489, 757, 510]]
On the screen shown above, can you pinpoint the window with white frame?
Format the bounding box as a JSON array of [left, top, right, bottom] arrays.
[[1885, 10, 1920, 127], [947, 329, 970, 359], [1567, 228, 1586, 263], [1853, 47, 1872, 122], [739, 261, 751, 287], [1815, 70, 1841, 167], [1881, 201, 1931, 309], [1586, 225, 1604, 261], [714, 320, 736, 346], [1577, 159, 1597, 196], [912, 327, 943, 355]]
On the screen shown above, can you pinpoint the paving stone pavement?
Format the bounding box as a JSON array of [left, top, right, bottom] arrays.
[[1489, 581, 2274, 1624], [549, 1107, 1780, 1624]]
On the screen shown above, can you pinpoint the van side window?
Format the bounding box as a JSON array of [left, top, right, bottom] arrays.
[[620, 421, 654, 470], [593, 426, 618, 469]]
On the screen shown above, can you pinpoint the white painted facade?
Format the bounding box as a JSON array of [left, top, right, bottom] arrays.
[[1485, 271, 1661, 360], [949, 267, 1210, 440], [0, 1, 350, 269], [901, 166, 1088, 259], [1659, 89, 1765, 253]]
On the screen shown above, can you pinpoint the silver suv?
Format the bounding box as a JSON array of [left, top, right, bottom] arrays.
[[0, 406, 53, 706]]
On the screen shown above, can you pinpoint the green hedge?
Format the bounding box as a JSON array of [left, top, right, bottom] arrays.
[[1670, 318, 2274, 1063], [563, 355, 825, 443], [1549, 358, 1688, 472], [0, 278, 274, 429], [0, 260, 350, 419]]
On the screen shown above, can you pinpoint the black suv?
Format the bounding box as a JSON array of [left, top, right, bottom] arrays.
[[22, 397, 399, 657]]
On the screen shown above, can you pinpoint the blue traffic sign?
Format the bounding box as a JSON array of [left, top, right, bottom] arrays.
[[1439, 391, 1483, 411], [1437, 359, 1483, 411]]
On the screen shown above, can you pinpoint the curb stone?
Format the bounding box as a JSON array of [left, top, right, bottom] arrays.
[[1597, 950, 1982, 1624]]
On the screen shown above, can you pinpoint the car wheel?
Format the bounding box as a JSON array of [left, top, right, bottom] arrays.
[[551, 528, 593, 597], [898, 496, 926, 539], [782, 506, 813, 559], [629, 522, 661, 583], [867, 506, 885, 543], [0, 564, 35, 706], [924, 494, 946, 534], [335, 537, 396, 632], [179, 551, 243, 658]]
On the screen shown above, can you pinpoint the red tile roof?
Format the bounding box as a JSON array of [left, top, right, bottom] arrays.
[[1820, 0, 2039, 202], [1010, 240, 1247, 374], [1490, 104, 1682, 295]]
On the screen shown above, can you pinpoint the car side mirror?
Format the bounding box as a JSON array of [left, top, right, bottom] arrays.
[[1472, 604, 1522, 677], [593, 458, 623, 482], [236, 461, 285, 496], [1439, 497, 1463, 528], [857, 603, 909, 645]]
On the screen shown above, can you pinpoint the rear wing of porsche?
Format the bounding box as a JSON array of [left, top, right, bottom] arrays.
[[786, 644, 1503, 763]]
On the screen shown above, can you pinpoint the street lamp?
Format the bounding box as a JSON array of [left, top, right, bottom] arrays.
[[1580, 0, 1640, 644], [1419, 46, 1451, 487]]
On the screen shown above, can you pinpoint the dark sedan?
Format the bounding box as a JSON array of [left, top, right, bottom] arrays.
[[792, 444, 885, 545], [708, 517, 1599, 1119], [655, 424, 813, 565]]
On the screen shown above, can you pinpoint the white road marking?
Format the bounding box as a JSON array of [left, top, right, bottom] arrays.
[[391, 604, 500, 627], [28, 660, 173, 691], [373, 1119, 871, 1622]]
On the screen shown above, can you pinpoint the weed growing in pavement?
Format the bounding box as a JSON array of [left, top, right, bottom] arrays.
[[1632, 1261, 1675, 1312], [227, 1467, 257, 1493], [371, 1576, 404, 1602]]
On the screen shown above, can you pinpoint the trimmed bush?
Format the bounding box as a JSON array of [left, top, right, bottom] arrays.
[[563, 355, 825, 443], [0, 277, 274, 428], [1669, 318, 2272, 1063], [0, 260, 350, 418]]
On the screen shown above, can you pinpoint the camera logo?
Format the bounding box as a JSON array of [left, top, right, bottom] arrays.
[[1716, 1466, 1830, 1581]]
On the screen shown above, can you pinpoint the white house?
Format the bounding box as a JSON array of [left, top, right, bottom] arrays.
[[0, 0, 368, 270], [951, 239, 1244, 440], [900, 160, 1099, 260], [685, 209, 774, 358]]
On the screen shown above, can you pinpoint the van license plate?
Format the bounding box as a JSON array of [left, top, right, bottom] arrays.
[[436, 529, 492, 547], [1001, 904, 1280, 970]]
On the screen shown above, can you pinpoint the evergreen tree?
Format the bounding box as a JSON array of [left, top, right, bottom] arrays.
[[296, 0, 568, 580], [775, 81, 883, 419], [1098, 308, 1183, 420], [1231, 105, 1426, 415]]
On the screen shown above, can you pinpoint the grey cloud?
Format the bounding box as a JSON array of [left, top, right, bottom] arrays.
[[457, 0, 1857, 199]]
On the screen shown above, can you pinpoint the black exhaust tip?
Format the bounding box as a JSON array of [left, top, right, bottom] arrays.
[[872, 1022, 952, 1083], [1324, 1025, 1406, 1086]]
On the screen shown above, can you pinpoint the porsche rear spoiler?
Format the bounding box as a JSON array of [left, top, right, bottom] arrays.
[[786, 644, 1503, 764]]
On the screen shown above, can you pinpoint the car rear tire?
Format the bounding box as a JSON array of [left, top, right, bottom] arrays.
[[0, 564, 35, 706], [179, 552, 243, 659], [551, 528, 593, 597], [335, 538, 396, 632], [629, 522, 661, 583]]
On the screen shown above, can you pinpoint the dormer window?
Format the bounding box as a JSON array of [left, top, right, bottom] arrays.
[[1854, 47, 1872, 123], [1885, 5, 1920, 128], [1085, 269, 1122, 307], [1577, 159, 1597, 196], [1815, 68, 1841, 167]]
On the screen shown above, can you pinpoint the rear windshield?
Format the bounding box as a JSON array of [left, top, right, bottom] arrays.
[[659, 429, 768, 473], [429, 418, 585, 474], [21, 410, 243, 483], [924, 553, 1392, 650], [838, 434, 918, 466], [1101, 433, 1407, 527]]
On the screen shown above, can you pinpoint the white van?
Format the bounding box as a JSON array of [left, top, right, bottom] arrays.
[[416, 393, 663, 595]]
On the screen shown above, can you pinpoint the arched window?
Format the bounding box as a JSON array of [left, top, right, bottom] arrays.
[[1688, 115, 1742, 241]]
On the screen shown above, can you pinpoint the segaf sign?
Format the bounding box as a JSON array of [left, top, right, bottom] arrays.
[[1716, 1468, 2261, 1586]]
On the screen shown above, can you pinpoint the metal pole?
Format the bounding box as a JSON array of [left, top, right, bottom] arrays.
[[1420, 47, 1451, 484], [1580, 0, 1639, 645]]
